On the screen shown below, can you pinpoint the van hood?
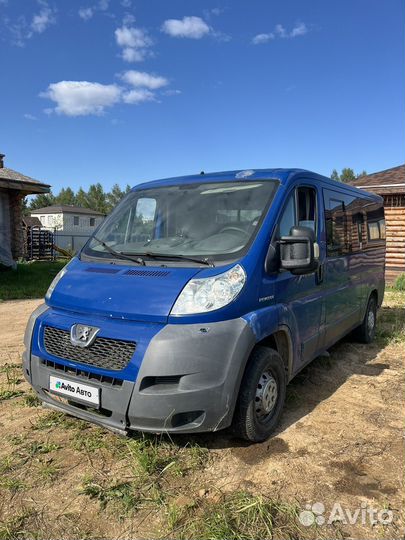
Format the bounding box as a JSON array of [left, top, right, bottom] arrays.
[[47, 258, 202, 323]]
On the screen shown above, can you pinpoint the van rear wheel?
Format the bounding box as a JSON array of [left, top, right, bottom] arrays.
[[232, 346, 286, 443], [355, 294, 377, 343]]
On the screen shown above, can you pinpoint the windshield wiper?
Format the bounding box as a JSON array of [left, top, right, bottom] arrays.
[[91, 236, 145, 265], [121, 251, 215, 267]]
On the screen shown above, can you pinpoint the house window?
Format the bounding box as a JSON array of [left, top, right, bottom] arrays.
[[40, 216, 45, 222], [73, 216, 79, 226], [90, 217, 95, 227]]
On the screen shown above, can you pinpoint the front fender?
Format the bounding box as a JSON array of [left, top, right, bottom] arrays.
[[243, 304, 300, 378]]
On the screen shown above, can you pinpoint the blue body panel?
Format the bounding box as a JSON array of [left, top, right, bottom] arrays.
[[32, 168, 384, 387]]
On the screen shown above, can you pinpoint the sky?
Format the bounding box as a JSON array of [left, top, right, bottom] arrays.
[[0, 0, 404, 194]]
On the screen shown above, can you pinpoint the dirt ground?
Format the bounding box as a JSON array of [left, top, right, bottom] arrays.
[[0, 294, 404, 539]]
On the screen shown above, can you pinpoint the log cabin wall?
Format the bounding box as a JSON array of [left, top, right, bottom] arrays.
[[349, 164, 405, 284], [383, 193, 405, 283]]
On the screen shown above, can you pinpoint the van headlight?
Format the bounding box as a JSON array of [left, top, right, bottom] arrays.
[[171, 264, 246, 315], [45, 261, 71, 300]]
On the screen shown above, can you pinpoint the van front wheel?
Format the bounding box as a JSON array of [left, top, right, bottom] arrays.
[[355, 294, 377, 343], [232, 347, 286, 442]]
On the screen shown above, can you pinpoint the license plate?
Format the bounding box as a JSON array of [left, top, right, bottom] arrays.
[[49, 375, 100, 406]]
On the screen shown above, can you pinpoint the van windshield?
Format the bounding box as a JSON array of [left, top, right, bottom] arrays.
[[83, 180, 278, 263]]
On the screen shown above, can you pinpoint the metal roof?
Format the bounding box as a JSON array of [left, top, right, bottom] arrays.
[[348, 164, 405, 195], [30, 205, 105, 215]]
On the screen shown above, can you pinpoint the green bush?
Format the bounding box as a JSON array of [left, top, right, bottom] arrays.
[[394, 273, 405, 291]]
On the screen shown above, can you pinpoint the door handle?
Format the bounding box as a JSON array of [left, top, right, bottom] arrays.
[[316, 262, 324, 285]]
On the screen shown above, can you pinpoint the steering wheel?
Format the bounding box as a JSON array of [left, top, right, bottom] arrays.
[[219, 226, 249, 236]]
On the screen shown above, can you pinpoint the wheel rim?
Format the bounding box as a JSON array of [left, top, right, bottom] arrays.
[[367, 308, 375, 334], [255, 370, 278, 421]]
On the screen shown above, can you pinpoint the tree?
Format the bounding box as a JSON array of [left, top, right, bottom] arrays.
[[55, 187, 76, 206], [340, 168, 356, 183], [75, 187, 89, 208], [330, 169, 339, 182], [29, 192, 55, 210], [86, 183, 108, 214], [106, 183, 131, 212], [331, 168, 367, 183], [21, 196, 29, 216]]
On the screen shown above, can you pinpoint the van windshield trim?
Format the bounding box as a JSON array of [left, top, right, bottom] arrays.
[[82, 179, 279, 264]]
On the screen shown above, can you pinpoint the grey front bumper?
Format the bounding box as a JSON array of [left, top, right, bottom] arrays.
[[25, 318, 255, 435]]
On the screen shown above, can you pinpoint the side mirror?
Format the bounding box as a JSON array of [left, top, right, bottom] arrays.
[[279, 226, 318, 275]]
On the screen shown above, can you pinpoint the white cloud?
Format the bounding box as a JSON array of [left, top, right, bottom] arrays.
[[290, 22, 308, 37], [161, 16, 210, 39], [23, 113, 37, 121], [8, 4, 56, 46], [122, 13, 135, 25], [30, 7, 55, 33], [252, 33, 274, 45], [78, 7, 94, 20], [252, 22, 308, 44], [120, 70, 168, 89], [40, 73, 173, 116], [115, 25, 150, 48], [274, 24, 287, 38], [115, 25, 152, 62], [40, 81, 122, 116], [211, 8, 224, 16], [122, 89, 155, 104], [121, 47, 145, 62], [78, 0, 110, 21], [121, 0, 131, 6]]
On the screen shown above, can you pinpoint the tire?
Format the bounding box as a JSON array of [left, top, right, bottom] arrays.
[[355, 294, 377, 343], [232, 346, 286, 443]]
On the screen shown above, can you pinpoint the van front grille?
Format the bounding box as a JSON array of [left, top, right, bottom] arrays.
[[40, 359, 124, 386], [43, 326, 136, 371]]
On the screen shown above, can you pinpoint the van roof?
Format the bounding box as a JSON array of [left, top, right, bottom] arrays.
[[133, 168, 382, 201]]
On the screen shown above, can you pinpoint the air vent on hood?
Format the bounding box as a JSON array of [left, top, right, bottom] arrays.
[[124, 269, 170, 277], [86, 267, 120, 274]]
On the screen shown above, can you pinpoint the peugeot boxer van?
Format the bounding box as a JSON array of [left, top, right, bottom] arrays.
[[23, 169, 385, 442]]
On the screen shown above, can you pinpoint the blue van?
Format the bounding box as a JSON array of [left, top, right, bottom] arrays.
[[23, 169, 385, 442]]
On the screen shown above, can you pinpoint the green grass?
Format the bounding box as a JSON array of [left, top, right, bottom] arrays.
[[0, 477, 26, 493], [376, 289, 405, 346], [393, 273, 405, 291], [71, 427, 108, 452], [0, 389, 24, 401], [0, 364, 24, 401], [79, 434, 209, 517], [0, 260, 66, 301], [22, 392, 42, 408], [81, 478, 143, 513], [33, 411, 84, 431], [0, 510, 38, 540], [163, 491, 309, 540]]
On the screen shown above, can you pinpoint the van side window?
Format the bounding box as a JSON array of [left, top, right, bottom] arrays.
[[279, 194, 296, 236], [352, 212, 364, 250], [133, 198, 157, 241], [326, 198, 347, 256], [297, 187, 317, 232], [279, 186, 317, 237]]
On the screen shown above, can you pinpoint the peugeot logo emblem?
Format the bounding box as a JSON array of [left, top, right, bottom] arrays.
[[70, 324, 100, 348]]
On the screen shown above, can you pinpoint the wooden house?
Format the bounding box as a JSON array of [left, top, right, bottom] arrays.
[[349, 164, 405, 283]]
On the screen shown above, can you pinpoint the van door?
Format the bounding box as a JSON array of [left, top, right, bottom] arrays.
[[273, 183, 324, 367], [322, 189, 361, 347]]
